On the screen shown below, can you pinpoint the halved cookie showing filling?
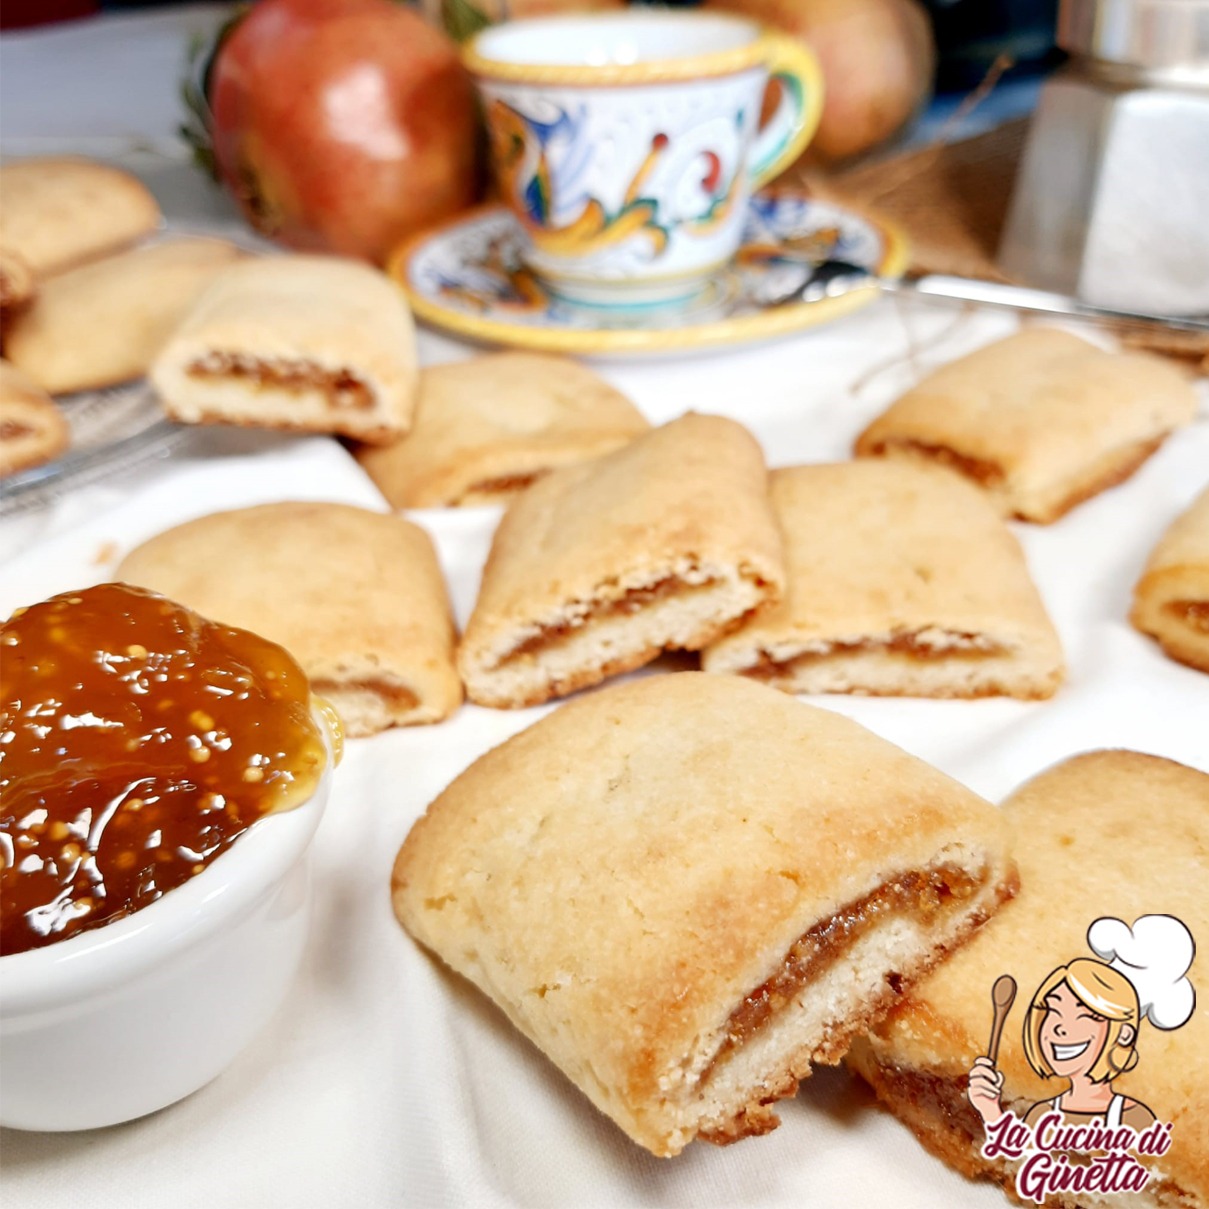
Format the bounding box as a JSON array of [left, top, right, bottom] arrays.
[[117, 501, 461, 735], [1131, 485, 1209, 674], [150, 255, 417, 445], [393, 673, 1016, 1156], [703, 461, 1064, 699], [186, 352, 375, 411], [457, 413, 785, 708], [854, 329, 1197, 523], [0, 358, 68, 478]]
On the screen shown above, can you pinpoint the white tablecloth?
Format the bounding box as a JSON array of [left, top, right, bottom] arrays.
[[2, 12, 1207, 1209]]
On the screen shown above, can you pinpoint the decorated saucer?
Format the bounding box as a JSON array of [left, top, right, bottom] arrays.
[[388, 190, 908, 356]]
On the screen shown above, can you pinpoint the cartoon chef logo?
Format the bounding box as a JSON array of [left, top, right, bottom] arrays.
[[968, 915, 1195, 1203]]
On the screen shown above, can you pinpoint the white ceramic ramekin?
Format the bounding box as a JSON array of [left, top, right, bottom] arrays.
[[0, 737, 333, 1131]]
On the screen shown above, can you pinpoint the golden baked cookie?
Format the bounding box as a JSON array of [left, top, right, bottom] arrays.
[[150, 255, 417, 444], [0, 246, 35, 316], [1131, 485, 1209, 674], [117, 501, 461, 735], [703, 461, 1065, 698], [0, 156, 161, 277], [0, 358, 69, 478], [4, 237, 244, 394], [354, 352, 650, 508], [849, 751, 1209, 1209], [855, 329, 1199, 524], [457, 412, 785, 708], [393, 672, 1017, 1157]]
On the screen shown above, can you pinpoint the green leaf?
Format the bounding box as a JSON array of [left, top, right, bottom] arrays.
[[178, 7, 249, 181], [442, 0, 492, 43]]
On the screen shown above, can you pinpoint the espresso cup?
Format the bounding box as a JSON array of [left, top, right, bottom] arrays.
[[465, 11, 823, 307]]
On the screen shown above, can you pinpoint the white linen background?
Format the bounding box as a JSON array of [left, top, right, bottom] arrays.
[[2, 11, 1208, 1208]]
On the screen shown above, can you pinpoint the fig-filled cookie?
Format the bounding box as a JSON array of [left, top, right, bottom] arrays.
[[393, 673, 1016, 1156]]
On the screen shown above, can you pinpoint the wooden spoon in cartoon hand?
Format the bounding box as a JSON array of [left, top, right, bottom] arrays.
[[988, 974, 1017, 1064], [967, 974, 1017, 1126]]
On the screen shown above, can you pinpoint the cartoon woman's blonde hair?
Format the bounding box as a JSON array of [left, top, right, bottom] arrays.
[[1023, 959, 1141, 1083]]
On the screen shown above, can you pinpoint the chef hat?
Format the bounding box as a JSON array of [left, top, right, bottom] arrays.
[[1087, 915, 1196, 1031]]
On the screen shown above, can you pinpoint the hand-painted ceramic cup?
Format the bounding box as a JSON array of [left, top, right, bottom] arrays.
[[465, 11, 823, 307]]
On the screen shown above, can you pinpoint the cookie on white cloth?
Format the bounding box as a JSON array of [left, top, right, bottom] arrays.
[[393, 672, 1017, 1156], [855, 329, 1198, 523], [354, 352, 649, 508], [457, 412, 785, 708], [1131, 485, 1209, 674], [703, 460, 1064, 698]]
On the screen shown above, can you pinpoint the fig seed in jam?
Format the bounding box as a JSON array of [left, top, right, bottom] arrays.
[[0, 583, 336, 957]]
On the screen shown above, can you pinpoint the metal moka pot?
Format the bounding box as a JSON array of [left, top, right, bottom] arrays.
[[998, 0, 1209, 316]]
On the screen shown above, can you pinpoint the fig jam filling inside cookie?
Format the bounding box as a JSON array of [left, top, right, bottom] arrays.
[[1, 248, 35, 310], [855, 1057, 988, 1174], [462, 471, 543, 499], [879, 441, 1005, 488], [744, 630, 1004, 679], [692, 862, 1013, 1148], [187, 352, 374, 410], [500, 573, 727, 661], [714, 865, 983, 1065], [1167, 599, 1209, 633], [310, 677, 420, 712]]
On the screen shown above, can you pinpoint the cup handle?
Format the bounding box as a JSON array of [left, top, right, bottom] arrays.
[[748, 33, 824, 189]]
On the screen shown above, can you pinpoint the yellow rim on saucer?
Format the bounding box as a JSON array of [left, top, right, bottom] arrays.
[[465, 14, 778, 86], [386, 199, 910, 357]]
